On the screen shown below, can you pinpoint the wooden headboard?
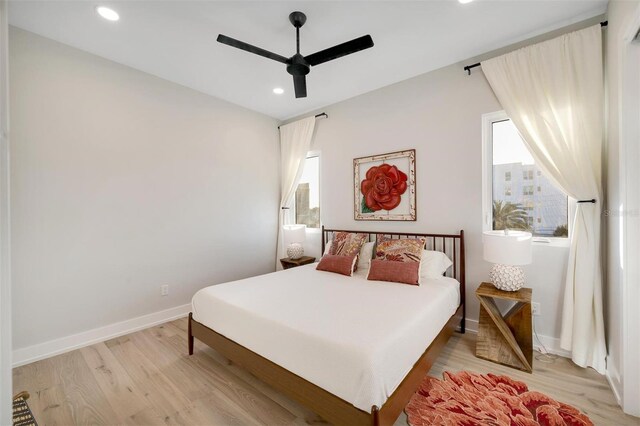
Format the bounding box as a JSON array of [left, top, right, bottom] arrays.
[[321, 226, 466, 333]]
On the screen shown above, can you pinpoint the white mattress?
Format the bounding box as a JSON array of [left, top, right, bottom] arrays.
[[192, 263, 460, 411]]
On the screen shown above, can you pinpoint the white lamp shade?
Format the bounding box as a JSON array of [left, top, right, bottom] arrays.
[[283, 224, 306, 246], [483, 230, 532, 265]]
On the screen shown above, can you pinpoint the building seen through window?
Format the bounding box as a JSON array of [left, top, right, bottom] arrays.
[[492, 119, 568, 237], [295, 156, 320, 228]]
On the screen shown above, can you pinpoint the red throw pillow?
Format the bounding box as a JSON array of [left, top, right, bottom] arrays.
[[316, 254, 358, 276], [367, 259, 420, 285]]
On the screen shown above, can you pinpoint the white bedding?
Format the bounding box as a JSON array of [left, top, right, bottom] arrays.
[[192, 263, 460, 411]]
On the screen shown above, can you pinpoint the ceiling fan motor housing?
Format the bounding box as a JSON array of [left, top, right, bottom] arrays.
[[287, 54, 310, 76]]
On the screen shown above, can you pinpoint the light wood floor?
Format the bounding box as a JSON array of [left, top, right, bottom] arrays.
[[13, 317, 639, 426]]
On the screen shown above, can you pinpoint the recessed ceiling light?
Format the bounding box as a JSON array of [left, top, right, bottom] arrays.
[[273, 87, 284, 95], [458, 0, 474, 3], [96, 6, 120, 21]]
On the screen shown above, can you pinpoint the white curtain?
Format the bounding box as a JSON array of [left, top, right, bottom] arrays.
[[275, 117, 316, 269], [482, 25, 606, 373]]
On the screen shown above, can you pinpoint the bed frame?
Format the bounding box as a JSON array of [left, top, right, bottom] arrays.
[[189, 227, 465, 426]]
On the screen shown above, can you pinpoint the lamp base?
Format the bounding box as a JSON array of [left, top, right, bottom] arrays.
[[489, 264, 525, 291], [287, 243, 304, 260]]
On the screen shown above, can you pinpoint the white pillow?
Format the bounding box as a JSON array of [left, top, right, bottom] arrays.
[[357, 241, 375, 270], [420, 250, 453, 279], [323, 240, 332, 256]]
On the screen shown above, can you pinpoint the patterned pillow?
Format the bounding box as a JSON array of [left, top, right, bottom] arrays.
[[329, 232, 368, 257], [375, 237, 426, 263]]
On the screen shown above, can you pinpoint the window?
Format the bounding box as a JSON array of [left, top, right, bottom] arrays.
[[295, 155, 320, 228], [483, 112, 569, 238]]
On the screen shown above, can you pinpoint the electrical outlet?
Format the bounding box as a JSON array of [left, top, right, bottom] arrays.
[[160, 285, 169, 296], [532, 302, 541, 316]]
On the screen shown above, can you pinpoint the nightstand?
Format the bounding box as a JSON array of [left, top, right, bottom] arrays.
[[280, 256, 316, 270], [475, 282, 533, 373]]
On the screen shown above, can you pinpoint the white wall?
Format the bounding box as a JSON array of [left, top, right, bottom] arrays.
[[0, 1, 11, 423], [295, 59, 570, 350], [9, 27, 280, 358], [605, 0, 640, 416]]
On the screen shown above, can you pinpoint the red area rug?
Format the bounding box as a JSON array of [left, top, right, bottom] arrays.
[[405, 371, 594, 426]]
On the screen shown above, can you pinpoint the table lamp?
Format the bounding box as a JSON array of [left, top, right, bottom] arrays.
[[283, 224, 306, 259], [482, 230, 532, 291]]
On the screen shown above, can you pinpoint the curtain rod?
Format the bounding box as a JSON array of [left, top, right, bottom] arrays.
[[463, 21, 608, 75], [277, 112, 328, 129]]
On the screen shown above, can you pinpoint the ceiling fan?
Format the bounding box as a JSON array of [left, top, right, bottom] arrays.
[[217, 11, 374, 99]]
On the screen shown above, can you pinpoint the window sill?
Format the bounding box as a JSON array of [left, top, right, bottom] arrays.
[[532, 237, 570, 248]]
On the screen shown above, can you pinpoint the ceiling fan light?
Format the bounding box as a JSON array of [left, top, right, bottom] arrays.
[[273, 87, 284, 95], [96, 6, 120, 21]]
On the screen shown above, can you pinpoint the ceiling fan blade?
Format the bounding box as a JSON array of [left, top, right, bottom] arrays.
[[305, 35, 374, 66], [217, 34, 289, 64], [293, 74, 307, 98]]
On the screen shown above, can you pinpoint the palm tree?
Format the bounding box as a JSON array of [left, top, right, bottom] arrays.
[[492, 200, 531, 231], [553, 224, 568, 237]]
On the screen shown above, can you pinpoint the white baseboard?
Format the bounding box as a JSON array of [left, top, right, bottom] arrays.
[[12, 303, 191, 367], [605, 360, 623, 407], [531, 334, 572, 358], [13, 307, 571, 368], [464, 318, 572, 359]]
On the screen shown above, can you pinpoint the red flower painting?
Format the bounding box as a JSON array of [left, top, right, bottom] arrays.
[[360, 164, 408, 211]]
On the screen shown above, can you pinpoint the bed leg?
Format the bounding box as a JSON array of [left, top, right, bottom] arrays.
[[371, 405, 380, 426], [461, 303, 466, 334], [188, 312, 194, 355]]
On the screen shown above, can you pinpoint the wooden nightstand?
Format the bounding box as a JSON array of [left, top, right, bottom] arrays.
[[475, 282, 533, 373], [280, 256, 316, 270]]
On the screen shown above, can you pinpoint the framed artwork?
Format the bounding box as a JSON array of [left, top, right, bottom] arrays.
[[354, 149, 416, 221]]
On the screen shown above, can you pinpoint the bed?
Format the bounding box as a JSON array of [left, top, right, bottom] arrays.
[[189, 227, 466, 426]]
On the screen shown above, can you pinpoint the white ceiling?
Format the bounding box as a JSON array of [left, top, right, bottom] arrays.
[[9, 0, 607, 120]]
